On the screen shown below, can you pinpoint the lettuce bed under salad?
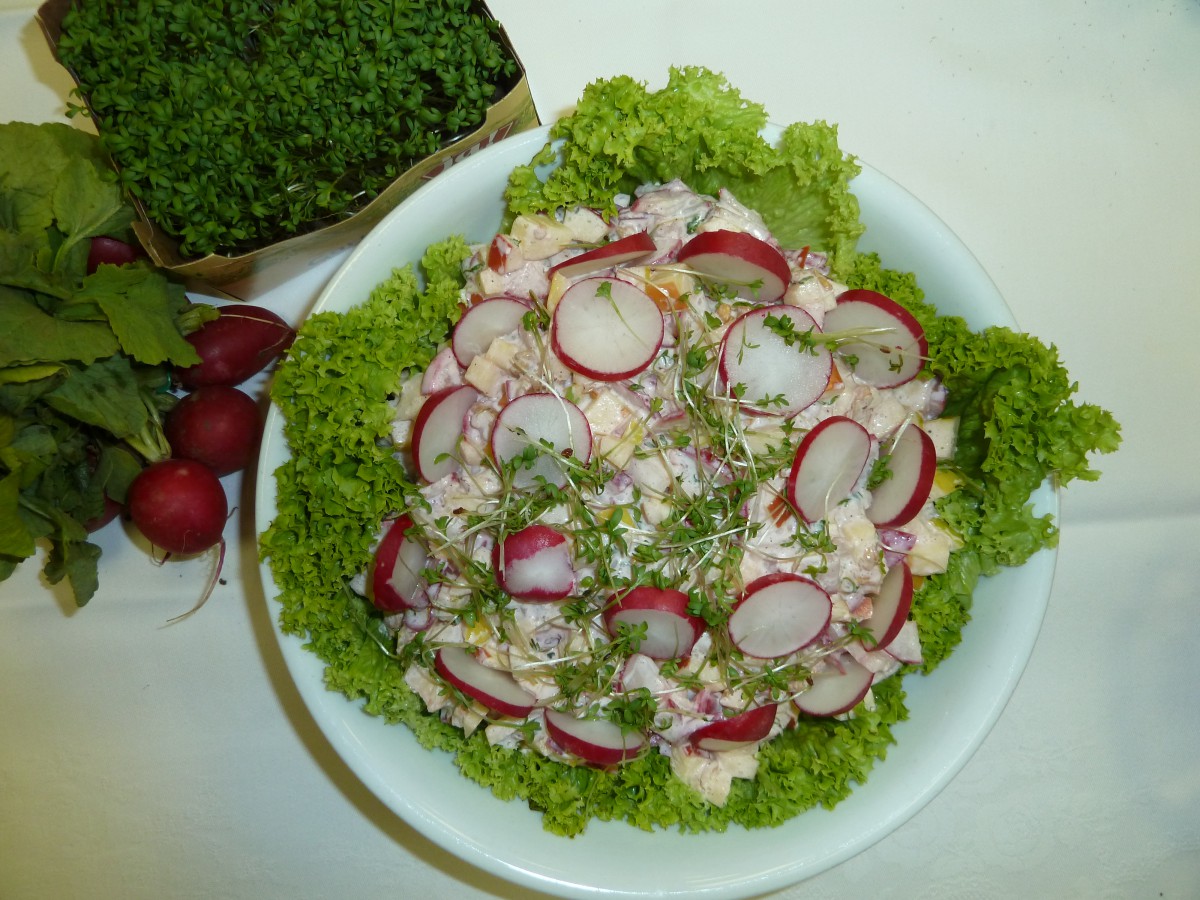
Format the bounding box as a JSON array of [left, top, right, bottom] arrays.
[[259, 68, 1119, 836]]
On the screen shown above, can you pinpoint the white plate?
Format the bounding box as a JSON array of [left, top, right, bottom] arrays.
[[254, 126, 1057, 899]]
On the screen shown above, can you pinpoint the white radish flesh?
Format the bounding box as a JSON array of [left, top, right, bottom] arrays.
[[548, 232, 656, 280], [603, 586, 705, 660], [794, 654, 873, 717], [786, 416, 872, 523], [676, 229, 791, 302], [727, 573, 831, 658], [451, 296, 529, 367], [551, 276, 664, 381], [490, 392, 593, 489], [492, 524, 575, 601], [823, 289, 928, 388], [434, 646, 537, 719], [411, 384, 480, 483], [866, 424, 937, 527], [543, 709, 646, 767], [863, 561, 914, 651], [719, 304, 832, 416]]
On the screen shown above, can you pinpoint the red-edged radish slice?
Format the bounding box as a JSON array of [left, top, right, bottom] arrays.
[[794, 654, 874, 717], [543, 708, 646, 767], [420, 345, 463, 394], [371, 516, 430, 612], [548, 232, 656, 280], [728, 573, 831, 658], [866, 424, 937, 527], [603, 586, 706, 660], [676, 229, 791, 302], [551, 276, 664, 381], [492, 524, 575, 601], [884, 619, 924, 666], [490, 392, 593, 489], [823, 289, 928, 388], [452, 296, 529, 367], [719, 304, 832, 416], [863, 561, 914, 651], [434, 646, 536, 719], [689, 703, 777, 752], [785, 416, 872, 523], [411, 384, 480, 483]]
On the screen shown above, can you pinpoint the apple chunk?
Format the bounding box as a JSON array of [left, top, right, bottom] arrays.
[[548, 232, 656, 280], [823, 289, 928, 388], [490, 392, 593, 489], [434, 646, 536, 719], [866, 424, 936, 528], [727, 573, 831, 658], [603, 586, 706, 659], [492, 524, 575, 601], [689, 703, 778, 752], [543, 709, 646, 767], [676, 229, 791, 302], [786, 416, 872, 524], [411, 384, 480, 483], [551, 276, 665, 381], [719, 304, 832, 416]]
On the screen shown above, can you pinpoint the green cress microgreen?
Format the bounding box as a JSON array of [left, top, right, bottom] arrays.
[[56, 0, 519, 257]]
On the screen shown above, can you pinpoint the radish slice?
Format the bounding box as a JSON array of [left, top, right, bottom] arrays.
[[434, 646, 536, 719], [548, 232, 656, 280], [490, 392, 593, 489], [603, 586, 706, 660], [727, 573, 831, 658], [543, 708, 646, 767], [676, 229, 791, 302], [411, 384, 480, 483], [551, 276, 664, 381], [794, 654, 874, 717], [866, 424, 937, 527], [371, 516, 430, 612], [492, 524, 575, 601], [719, 304, 832, 416], [689, 703, 777, 752], [786, 416, 872, 523], [863, 561, 914, 651], [452, 296, 530, 367], [823, 289, 928, 388], [420, 345, 463, 394]]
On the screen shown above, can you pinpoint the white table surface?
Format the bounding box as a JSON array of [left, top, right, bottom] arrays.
[[2, 1, 1198, 897]]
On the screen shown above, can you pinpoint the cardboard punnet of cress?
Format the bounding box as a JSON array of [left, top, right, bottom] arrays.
[[36, 0, 539, 290]]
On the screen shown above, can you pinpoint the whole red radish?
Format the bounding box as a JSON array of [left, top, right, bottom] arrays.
[[87, 236, 143, 274], [127, 459, 228, 555], [175, 305, 295, 389], [164, 385, 262, 476]]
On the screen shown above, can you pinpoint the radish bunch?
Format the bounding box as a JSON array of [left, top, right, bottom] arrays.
[[365, 187, 953, 777]]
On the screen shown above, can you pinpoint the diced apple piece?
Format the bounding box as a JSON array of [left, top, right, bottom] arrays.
[[786, 416, 872, 523], [452, 296, 530, 367], [794, 654, 873, 717], [884, 619, 924, 666], [490, 392, 593, 489], [823, 289, 928, 388], [492, 524, 575, 601], [551, 276, 664, 381], [863, 561, 914, 651], [676, 229, 791, 302], [543, 708, 646, 767], [411, 384, 480, 483], [548, 232, 656, 280], [689, 703, 777, 752], [434, 646, 537, 719], [603, 586, 706, 659], [509, 213, 575, 260], [727, 573, 831, 658], [719, 304, 832, 416], [371, 516, 430, 613], [866, 424, 937, 528]]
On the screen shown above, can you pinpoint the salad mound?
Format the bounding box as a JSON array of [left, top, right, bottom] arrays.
[[259, 69, 1120, 836]]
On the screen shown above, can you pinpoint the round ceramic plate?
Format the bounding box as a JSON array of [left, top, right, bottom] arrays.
[[254, 126, 1057, 899]]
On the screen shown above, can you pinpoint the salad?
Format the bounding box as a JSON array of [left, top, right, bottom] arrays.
[[260, 68, 1119, 836]]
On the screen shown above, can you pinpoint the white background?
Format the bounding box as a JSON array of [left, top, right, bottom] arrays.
[[2, 1, 1198, 897]]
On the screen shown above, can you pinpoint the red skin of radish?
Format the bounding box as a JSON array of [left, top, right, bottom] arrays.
[[866, 425, 937, 528], [548, 232, 656, 280], [433, 646, 536, 719], [371, 515, 427, 613], [863, 561, 914, 651], [543, 709, 646, 767], [410, 384, 479, 483], [164, 385, 262, 476], [603, 586, 706, 659], [87, 236, 143, 274], [127, 459, 228, 555], [728, 572, 831, 658], [175, 305, 296, 390], [451, 296, 529, 368], [785, 415, 872, 524], [823, 289, 928, 388], [84, 494, 122, 533], [690, 703, 777, 751], [676, 229, 792, 302], [794, 654, 874, 717], [492, 524, 574, 601]]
